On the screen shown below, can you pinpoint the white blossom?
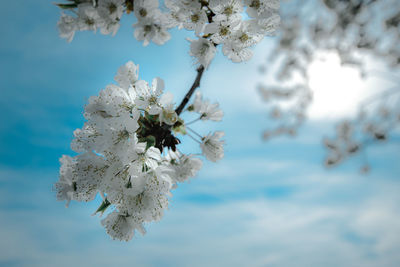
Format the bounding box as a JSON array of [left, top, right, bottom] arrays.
[[134, 0, 159, 20], [133, 146, 162, 172], [244, 0, 280, 18], [188, 37, 217, 69], [135, 77, 165, 115], [205, 18, 241, 45], [98, 0, 125, 20], [166, 150, 203, 183], [101, 211, 139, 241], [76, 3, 103, 32], [201, 131, 225, 162], [159, 92, 179, 125], [209, 0, 244, 23], [133, 15, 171, 46], [56, 152, 107, 205], [57, 13, 77, 42], [114, 61, 139, 91], [230, 20, 264, 48], [55, 155, 75, 207], [222, 41, 253, 62], [192, 91, 224, 121]]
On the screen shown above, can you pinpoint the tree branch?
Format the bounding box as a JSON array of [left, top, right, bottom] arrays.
[[175, 65, 205, 115]]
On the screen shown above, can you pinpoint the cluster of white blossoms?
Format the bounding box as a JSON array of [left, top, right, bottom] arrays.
[[55, 0, 281, 241], [55, 61, 224, 241], [57, 0, 280, 65]]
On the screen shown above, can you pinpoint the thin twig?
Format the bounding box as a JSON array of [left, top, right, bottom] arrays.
[[175, 65, 205, 115]]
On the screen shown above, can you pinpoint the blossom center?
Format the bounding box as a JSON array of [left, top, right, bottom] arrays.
[[149, 96, 158, 105], [108, 3, 117, 14], [139, 8, 147, 17], [224, 6, 233, 16], [220, 26, 229, 36], [191, 14, 199, 23], [144, 25, 152, 33], [115, 130, 130, 144], [199, 42, 210, 55], [239, 33, 249, 42], [85, 18, 95, 26], [250, 0, 261, 9]]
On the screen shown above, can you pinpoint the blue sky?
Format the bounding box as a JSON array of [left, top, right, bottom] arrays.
[[1, 1, 400, 266]]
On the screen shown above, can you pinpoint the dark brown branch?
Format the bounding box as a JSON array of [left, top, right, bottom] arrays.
[[175, 65, 205, 115]]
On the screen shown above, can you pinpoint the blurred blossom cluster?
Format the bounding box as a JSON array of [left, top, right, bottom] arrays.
[[56, 0, 280, 64], [324, 88, 400, 172], [258, 84, 312, 140], [257, 0, 400, 170], [55, 61, 224, 240]]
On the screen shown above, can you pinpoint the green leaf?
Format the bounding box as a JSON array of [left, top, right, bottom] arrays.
[[55, 3, 78, 9], [145, 135, 156, 149], [145, 113, 159, 123], [93, 198, 111, 216], [142, 164, 149, 173]]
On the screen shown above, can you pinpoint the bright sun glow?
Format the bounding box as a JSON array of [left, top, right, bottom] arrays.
[[307, 53, 378, 120]]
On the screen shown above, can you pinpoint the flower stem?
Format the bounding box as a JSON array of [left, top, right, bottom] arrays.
[[187, 132, 201, 144], [187, 126, 203, 139], [185, 117, 201, 125]]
